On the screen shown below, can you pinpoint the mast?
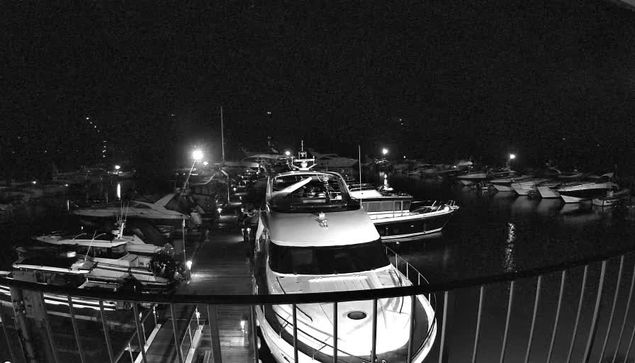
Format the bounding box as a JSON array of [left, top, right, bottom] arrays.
[[220, 106, 225, 163]]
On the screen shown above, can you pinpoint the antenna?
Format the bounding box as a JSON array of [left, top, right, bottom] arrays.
[[220, 106, 225, 163]]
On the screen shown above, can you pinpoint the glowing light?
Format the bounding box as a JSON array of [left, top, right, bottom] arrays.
[[266, 111, 272, 115], [192, 149, 204, 161], [240, 319, 246, 330], [86, 117, 90, 120], [186, 260, 193, 270], [116, 183, 121, 200], [114, 165, 121, 170], [31, 181, 37, 185], [284, 150, 291, 156], [203, 161, 208, 166], [382, 148, 389, 156], [509, 154, 516, 160]]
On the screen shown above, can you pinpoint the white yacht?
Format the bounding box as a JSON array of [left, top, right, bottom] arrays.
[[557, 173, 619, 203], [71, 193, 200, 224], [253, 155, 436, 363], [307, 148, 359, 169], [349, 183, 458, 241]]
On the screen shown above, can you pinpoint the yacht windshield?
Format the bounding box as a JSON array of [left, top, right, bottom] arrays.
[[269, 240, 390, 274], [270, 173, 360, 213]]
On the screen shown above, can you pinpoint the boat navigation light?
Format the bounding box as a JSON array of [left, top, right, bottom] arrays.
[[203, 161, 209, 166], [114, 165, 121, 170], [382, 148, 389, 156], [284, 150, 291, 156], [186, 260, 192, 270]]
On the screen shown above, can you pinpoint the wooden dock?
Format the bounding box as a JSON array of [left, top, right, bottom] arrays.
[[144, 227, 255, 363]]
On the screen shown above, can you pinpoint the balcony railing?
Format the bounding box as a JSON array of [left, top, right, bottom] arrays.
[[2, 245, 635, 363]]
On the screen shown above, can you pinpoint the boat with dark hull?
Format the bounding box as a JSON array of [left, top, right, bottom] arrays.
[[349, 184, 458, 241], [252, 153, 436, 363]]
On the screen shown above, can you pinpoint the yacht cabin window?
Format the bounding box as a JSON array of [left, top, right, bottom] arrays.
[[268, 240, 389, 274]]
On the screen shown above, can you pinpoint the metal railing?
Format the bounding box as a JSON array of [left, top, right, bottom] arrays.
[[3, 245, 635, 363]]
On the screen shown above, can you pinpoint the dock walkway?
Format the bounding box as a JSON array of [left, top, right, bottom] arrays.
[[144, 227, 255, 363]]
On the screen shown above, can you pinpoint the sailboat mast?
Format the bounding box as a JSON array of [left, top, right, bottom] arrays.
[[220, 106, 225, 163]]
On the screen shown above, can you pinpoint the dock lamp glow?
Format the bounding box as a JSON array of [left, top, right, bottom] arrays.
[[285, 150, 291, 157], [382, 148, 389, 156], [509, 153, 516, 160], [183, 149, 204, 191]]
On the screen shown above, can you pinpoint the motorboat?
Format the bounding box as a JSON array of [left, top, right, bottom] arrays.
[[72, 193, 202, 226], [592, 188, 631, 207], [0, 251, 125, 312], [489, 175, 531, 193], [511, 178, 550, 196], [349, 183, 459, 241], [253, 152, 437, 363], [29, 226, 181, 293], [536, 180, 563, 199], [557, 173, 619, 203], [307, 148, 359, 169], [456, 171, 489, 186]]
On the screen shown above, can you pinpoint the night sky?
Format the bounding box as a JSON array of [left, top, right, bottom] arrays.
[[3, 1, 635, 177]]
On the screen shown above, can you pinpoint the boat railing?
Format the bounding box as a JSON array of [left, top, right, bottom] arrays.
[[5, 245, 635, 362]]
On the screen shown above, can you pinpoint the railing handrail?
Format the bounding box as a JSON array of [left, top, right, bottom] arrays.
[[1, 244, 633, 305]]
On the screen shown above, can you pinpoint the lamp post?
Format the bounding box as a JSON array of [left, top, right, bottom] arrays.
[[382, 148, 389, 157], [183, 149, 204, 191], [508, 153, 516, 169]]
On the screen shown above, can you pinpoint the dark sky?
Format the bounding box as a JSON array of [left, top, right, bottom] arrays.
[[3, 0, 635, 175]]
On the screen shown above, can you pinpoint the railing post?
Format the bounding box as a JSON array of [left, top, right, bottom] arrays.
[[99, 300, 115, 363], [333, 302, 338, 363], [582, 260, 607, 363], [499, 280, 515, 363], [171, 304, 184, 363], [133, 303, 148, 363], [566, 265, 589, 363], [371, 298, 378, 362], [67, 296, 86, 363], [599, 256, 624, 362], [611, 260, 635, 363], [524, 275, 542, 363], [471, 286, 485, 363], [207, 305, 223, 363], [251, 305, 259, 363], [547, 270, 566, 363], [438, 291, 449, 363], [292, 303, 299, 363]]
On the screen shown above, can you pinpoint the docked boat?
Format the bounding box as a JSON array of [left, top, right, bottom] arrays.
[[456, 171, 489, 186], [489, 175, 531, 193], [72, 193, 202, 226], [511, 178, 550, 196], [592, 188, 631, 207], [0, 251, 125, 312], [536, 180, 563, 199], [557, 173, 619, 203], [253, 153, 437, 363], [349, 183, 458, 241], [28, 228, 181, 293]]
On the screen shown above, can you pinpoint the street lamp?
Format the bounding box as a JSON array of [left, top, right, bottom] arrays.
[[183, 149, 204, 191], [284, 150, 291, 157], [508, 153, 516, 169], [382, 148, 389, 156]]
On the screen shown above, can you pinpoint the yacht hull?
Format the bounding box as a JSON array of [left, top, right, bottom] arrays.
[[372, 208, 456, 241], [537, 186, 560, 199]]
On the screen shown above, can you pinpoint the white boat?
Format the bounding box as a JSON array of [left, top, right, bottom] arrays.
[[0, 252, 124, 312], [536, 180, 562, 199], [511, 178, 550, 196], [456, 171, 489, 186], [557, 173, 619, 203], [349, 184, 458, 241], [253, 155, 436, 363], [592, 188, 631, 207], [307, 148, 359, 169], [489, 175, 531, 192], [31, 226, 180, 293], [72, 193, 199, 224]]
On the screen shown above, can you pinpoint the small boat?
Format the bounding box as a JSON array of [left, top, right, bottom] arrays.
[[511, 178, 550, 196], [0, 251, 126, 312], [592, 188, 631, 207], [489, 175, 532, 193], [253, 150, 437, 363], [536, 180, 562, 199], [349, 183, 458, 241]]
